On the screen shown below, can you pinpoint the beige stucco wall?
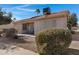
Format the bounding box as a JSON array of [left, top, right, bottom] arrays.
[[14, 17, 67, 35], [34, 17, 67, 35], [56, 17, 67, 28], [14, 23, 22, 34], [0, 22, 23, 34], [0, 23, 14, 30]]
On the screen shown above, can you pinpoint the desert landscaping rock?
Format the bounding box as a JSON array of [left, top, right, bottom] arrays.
[[0, 36, 38, 55], [0, 34, 79, 55]]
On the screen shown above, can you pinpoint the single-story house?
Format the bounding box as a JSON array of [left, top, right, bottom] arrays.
[[13, 10, 70, 35]]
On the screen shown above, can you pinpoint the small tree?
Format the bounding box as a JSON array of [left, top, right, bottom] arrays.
[[67, 13, 78, 30], [35, 9, 40, 16], [67, 18, 72, 30], [70, 13, 77, 26], [0, 8, 12, 25], [8, 12, 12, 18]]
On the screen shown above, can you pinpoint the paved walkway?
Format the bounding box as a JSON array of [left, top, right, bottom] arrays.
[[0, 46, 38, 55]]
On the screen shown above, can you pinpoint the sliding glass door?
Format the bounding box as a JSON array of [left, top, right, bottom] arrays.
[[22, 23, 34, 34]]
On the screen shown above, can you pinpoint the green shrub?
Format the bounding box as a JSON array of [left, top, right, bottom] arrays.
[[70, 30, 75, 34], [3, 28, 17, 38], [36, 29, 72, 55]]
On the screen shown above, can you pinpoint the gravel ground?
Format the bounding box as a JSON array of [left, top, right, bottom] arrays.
[[0, 46, 38, 55], [0, 37, 38, 55]]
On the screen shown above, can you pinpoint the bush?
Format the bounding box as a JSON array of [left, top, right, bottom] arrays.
[[36, 29, 72, 55], [0, 30, 3, 37], [71, 30, 75, 34], [2, 28, 17, 38]]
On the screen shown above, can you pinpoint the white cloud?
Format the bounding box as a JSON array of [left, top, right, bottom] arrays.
[[16, 8, 35, 12], [13, 4, 30, 8], [12, 11, 24, 14], [14, 4, 35, 12], [3, 4, 35, 12], [2, 4, 36, 20]]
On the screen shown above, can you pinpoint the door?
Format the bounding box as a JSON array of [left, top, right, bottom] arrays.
[[22, 22, 34, 34]]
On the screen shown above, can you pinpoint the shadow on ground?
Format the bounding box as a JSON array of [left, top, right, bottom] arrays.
[[62, 48, 79, 55], [0, 37, 27, 43]]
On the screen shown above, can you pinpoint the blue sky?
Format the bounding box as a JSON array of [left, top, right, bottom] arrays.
[[0, 4, 79, 24]]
